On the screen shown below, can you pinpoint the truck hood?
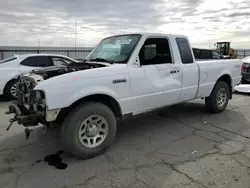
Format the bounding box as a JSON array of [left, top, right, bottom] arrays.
[[34, 63, 128, 91]]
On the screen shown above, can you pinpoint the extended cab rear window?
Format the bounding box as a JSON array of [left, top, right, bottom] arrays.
[[176, 38, 194, 64], [0, 57, 17, 64]]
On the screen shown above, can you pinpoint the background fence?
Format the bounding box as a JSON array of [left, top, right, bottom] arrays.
[[0, 46, 93, 61], [0, 46, 250, 61], [236, 49, 250, 59]]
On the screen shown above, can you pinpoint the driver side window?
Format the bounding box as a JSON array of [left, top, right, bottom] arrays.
[[139, 38, 172, 66]]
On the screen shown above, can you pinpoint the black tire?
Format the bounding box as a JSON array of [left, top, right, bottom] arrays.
[[205, 81, 230, 113], [4, 79, 17, 100], [61, 102, 117, 159]]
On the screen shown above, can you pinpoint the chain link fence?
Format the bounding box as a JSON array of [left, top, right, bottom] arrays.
[[236, 50, 250, 59], [0, 46, 93, 61], [0, 46, 249, 61]]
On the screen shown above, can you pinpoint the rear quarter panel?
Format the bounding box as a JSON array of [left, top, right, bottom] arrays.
[[196, 59, 242, 97]]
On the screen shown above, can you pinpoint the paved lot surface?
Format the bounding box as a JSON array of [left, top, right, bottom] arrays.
[[1, 94, 250, 188]]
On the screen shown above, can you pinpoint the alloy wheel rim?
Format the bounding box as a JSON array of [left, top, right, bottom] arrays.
[[10, 83, 17, 97], [217, 88, 227, 107], [78, 115, 109, 148]]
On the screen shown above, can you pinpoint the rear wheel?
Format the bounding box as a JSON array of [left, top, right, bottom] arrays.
[[4, 80, 18, 100], [61, 102, 117, 159], [205, 81, 229, 113]]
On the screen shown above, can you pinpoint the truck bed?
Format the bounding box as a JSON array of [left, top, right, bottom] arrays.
[[196, 59, 242, 98]]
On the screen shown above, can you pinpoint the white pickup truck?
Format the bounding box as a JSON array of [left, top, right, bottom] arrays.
[[6, 33, 242, 159]]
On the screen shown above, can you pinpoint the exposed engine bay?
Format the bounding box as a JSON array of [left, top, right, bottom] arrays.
[[30, 61, 107, 80], [16, 62, 107, 106], [5, 62, 107, 135]]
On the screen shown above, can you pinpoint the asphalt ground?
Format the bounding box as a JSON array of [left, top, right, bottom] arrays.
[[1, 93, 250, 188]]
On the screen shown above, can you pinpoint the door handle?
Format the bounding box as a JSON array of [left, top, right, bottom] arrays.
[[170, 70, 176, 74], [170, 70, 180, 74]]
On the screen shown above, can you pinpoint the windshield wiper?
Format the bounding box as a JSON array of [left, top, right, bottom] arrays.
[[88, 58, 114, 64]]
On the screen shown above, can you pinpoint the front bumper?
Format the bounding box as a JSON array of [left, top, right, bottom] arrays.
[[6, 103, 40, 127], [6, 102, 62, 128]]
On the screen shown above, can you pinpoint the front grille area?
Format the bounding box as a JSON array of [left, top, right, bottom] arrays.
[[16, 75, 38, 105]]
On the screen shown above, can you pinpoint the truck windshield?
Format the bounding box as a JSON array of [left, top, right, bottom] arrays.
[[85, 34, 141, 64]]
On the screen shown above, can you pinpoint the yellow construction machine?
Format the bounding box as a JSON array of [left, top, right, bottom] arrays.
[[215, 42, 237, 59]]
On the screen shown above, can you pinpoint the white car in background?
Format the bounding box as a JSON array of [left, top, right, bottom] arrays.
[[0, 54, 80, 100]]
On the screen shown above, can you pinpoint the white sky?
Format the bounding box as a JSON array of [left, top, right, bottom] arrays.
[[0, 0, 249, 48]]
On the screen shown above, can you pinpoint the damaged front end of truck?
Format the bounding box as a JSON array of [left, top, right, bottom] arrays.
[[5, 62, 108, 139], [5, 73, 48, 138]]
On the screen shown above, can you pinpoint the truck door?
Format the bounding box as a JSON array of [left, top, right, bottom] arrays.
[[129, 37, 182, 114], [175, 37, 199, 101]]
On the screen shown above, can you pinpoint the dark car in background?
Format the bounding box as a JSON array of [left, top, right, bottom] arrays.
[[193, 48, 230, 60]]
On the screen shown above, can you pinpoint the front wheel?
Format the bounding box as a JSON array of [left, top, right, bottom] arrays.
[[61, 102, 117, 159], [205, 81, 229, 113]]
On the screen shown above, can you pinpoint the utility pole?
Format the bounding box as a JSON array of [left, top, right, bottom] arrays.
[[75, 19, 77, 57], [38, 39, 40, 54], [38, 39, 40, 48]]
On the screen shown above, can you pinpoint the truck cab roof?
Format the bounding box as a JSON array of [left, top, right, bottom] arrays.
[[104, 33, 189, 40]]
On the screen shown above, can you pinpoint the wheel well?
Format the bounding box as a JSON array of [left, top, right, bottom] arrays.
[[217, 74, 232, 99], [56, 94, 122, 123]]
